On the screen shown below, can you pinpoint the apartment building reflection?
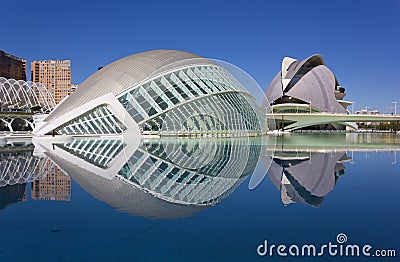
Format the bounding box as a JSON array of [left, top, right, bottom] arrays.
[[31, 163, 71, 201]]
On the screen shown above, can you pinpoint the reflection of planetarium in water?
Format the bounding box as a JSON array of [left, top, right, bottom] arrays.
[[33, 50, 264, 137], [39, 137, 262, 219], [266, 54, 354, 130]]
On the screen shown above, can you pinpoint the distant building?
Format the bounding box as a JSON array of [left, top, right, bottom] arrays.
[[355, 109, 380, 115], [266, 54, 355, 130], [0, 50, 27, 81], [31, 60, 71, 105], [356, 109, 381, 126]]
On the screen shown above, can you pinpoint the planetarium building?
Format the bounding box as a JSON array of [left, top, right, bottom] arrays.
[[33, 50, 265, 137]]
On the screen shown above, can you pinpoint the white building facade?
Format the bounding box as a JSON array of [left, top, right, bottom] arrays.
[[33, 50, 264, 137]]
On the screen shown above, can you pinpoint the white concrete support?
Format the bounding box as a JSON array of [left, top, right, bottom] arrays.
[[33, 93, 140, 137]]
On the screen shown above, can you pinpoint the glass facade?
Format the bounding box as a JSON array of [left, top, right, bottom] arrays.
[[49, 63, 264, 136], [118, 137, 261, 205], [118, 65, 263, 136], [44, 136, 262, 206], [54, 106, 127, 135], [56, 139, 126, 168]]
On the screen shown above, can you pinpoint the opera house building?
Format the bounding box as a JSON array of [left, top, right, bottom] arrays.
[[33, 50, 265, 137], [266, 54, 355, 130]]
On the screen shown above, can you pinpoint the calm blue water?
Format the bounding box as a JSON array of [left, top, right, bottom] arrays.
[[0, 134, 399, 261]]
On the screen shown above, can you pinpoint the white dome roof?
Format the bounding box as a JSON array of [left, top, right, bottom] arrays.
[[46, 50, 214, 121]]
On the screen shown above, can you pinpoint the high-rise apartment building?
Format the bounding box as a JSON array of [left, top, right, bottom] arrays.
[[0, 50, 27, 81], [31, 60, 71, 104]]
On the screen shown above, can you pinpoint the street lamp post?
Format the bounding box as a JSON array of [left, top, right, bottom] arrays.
[[393, 101, 398, 132], [352, 101, 355, 114]]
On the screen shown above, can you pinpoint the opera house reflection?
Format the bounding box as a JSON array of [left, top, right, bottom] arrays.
[[267, 151, 349, 207], [267, 133, 400, 207], [0, 133, 399, 216]]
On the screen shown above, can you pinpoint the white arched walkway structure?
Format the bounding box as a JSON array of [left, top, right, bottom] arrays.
[[0, 77, 55, 132], [0, 77, 55, 112], [0, 151, 52, 187]]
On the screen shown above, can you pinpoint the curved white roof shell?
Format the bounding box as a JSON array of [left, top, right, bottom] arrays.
[[266, 54, 347, 115], [45, 50, 214, 122]]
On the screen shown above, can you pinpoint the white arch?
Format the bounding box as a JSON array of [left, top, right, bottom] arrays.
[[25, 81, 41, 107], [0, 77, 55, 112], [17, 80, 35, 108], [0, 78, 13, 106], [34, 82, 53, 111], [41, 83, 55, 109], [6, 79, 22, 107]]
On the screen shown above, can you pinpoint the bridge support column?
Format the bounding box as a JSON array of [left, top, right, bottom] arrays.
[[8, 118, 15, 132]]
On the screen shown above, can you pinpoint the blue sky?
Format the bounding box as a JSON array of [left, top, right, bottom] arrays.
[[2, 0, 400, 113]]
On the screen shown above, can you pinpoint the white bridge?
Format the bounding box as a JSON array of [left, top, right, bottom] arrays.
[[267, 113, 400, 131]]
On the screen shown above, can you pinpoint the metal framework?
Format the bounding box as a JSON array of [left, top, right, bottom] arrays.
[[0, 152, 53, 187]]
